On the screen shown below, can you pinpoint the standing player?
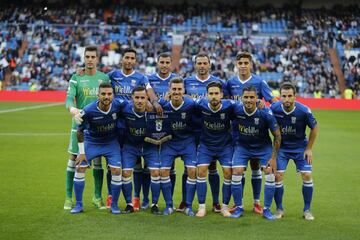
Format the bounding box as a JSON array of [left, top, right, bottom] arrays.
[[226, 51, 278, 214], [147, 52, 177, 199], [194, 82, 242, 217], [71, 83, 123, 214], [179, 53, 228, 213], [270, 83, 318, 220], [231, 86, 281, 220], [107, 48, 161, 210], [120, 86, 162, 214], [64, 45, 110, 210], [159, 77, 198, 216]]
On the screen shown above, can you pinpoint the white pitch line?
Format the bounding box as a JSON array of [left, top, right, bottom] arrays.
[[0, 133, 68, 136], [0, 102, 64, 114]]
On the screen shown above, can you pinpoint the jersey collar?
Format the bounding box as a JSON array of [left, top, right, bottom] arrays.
[[243, 106, 257, 116], [156, 73, 171, 81], [170, 99, 185, 111], [121, 69, 135, 77], [196, 75, 211, 82], [132, 108, 146, 118], [207, 103, 223, 113], [96, 102, 112, 114], [281, 104, 296, 115], [237, 75, 252, 84]]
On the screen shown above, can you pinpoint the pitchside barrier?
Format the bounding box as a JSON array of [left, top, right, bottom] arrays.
[[1, 90, 360, 110]]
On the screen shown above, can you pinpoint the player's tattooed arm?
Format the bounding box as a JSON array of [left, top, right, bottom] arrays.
[[268, 128, 281, 173], [147, 88, 163, 116]]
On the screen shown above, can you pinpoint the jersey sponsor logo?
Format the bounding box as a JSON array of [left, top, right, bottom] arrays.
[[238, 124, 259, 136], [220, 113, 225, 119], [204, 120, 225, 130], [171, 121, 186, 130], [230, 85, 240, 88], [130, 127, 145, 136], [155, 119, 163, 131], [281, 125, 296, 134], [97, 123, 115, 132], [114, 85, 132, 96], [254, 118, 259, 125], [291, 116, 296, 124], [82, 87, 98, 96]]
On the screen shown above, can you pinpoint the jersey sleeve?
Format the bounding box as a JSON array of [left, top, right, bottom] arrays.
[[65, 74, 77, 109], [220, 80, 229, 97], [265, 108, 279, 132], [305, 107, 317, 129], [260, 80, 274, 103]]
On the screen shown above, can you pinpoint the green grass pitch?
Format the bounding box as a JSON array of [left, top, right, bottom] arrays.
[[0, 102, 359, 240]]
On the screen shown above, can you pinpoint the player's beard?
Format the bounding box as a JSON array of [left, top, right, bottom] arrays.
[[210, 99, 220, 109]]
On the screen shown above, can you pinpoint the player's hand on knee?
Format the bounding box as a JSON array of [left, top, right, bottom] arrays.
[[266, 158, 277, 174], [304, 148, 313, 164], [75, 154, 87, 166], [74, 112, 84, 124]]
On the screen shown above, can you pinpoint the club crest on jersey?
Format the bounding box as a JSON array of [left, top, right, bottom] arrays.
[[181, 112, 186, 119], [131, 79, 137, 86], [220, 113, 225, 119], [254, 118, 259, 125], [291, 116, 296, 124], [112, 113, 117, 120], [155, 120, 163, 131]]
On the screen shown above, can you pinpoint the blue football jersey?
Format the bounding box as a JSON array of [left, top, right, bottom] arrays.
[[148, 72, 177, 99], [79, 99, 125, 143], [232, 106, 279, 150], [184, 75, 229, 99], [226, 74, 273, 102], [271, 101, 317, 152], [108, 69, 150, 100], [158, 97, 196, 141], [196, 98, 242, 148]]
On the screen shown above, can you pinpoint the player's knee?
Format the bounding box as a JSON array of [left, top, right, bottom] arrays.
[[110, 167, 121, 176], [301, 172, 312, 182], [151, 169, 160, 177], [187, 168, 196, 179], [223, 168, 232, 180], [197, 166, 208, 178], [275, 172, 284, 182], [232, 167, 244, 175], [161, 169, 170, 177], [122, 170, 132, 178], [76, 167, 87, 173]]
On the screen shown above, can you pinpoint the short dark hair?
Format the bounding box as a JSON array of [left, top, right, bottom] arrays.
[[206, 81, 222, 92], [280, 83, 296, 94], [236, 51, 252, 61], [84, 45, 99, 57], [169, 76, 184, 86], [132, 86, 146, 95], [98, 82, 113, 91], [242, 85, 257, 94], [123, 48, 137, 56], [195, 53, 210, 63], [157, 52, 172, 62]]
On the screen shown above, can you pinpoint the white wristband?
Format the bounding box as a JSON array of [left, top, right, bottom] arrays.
[[78, 142, 85, 154]]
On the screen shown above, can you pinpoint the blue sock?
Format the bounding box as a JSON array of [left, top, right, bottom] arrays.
[[196, 177, 207, 204], [122, 177, 133, 204], [107, 170, 112, 196], [111, 174, 122, 207], [274, 181, 284, 210], [264, 174, 275, 209], [73, 172, 85, 203], [222, 179, 231, 205], [151, 176, 161, 205], [302, 180, 313, 211], [208, 169, 220, 204], [133, 169, 142, 198], [170, 169, 176, 197], [252, 169, 262, 203], [185, 177, 196, 208], [161, 176, 173, 208], [231, 174, 243, 207], [182, 171, 188, 203], [142, 171, 151, 203]]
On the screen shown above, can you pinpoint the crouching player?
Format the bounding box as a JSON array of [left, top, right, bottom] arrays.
[[231, 86, 281, 220], [271, 83, 318, 220], [71, 83, 123, 214]]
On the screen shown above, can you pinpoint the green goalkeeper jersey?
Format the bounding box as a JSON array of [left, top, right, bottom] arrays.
[[65, 71, 110, 110]]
